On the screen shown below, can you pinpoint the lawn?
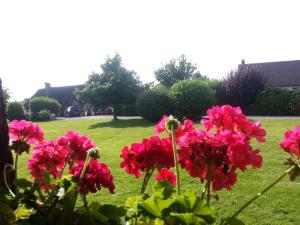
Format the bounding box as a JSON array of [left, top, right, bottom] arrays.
[[16, 118, 300, 225]]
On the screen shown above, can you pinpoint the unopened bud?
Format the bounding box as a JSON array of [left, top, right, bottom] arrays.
[[165, 115, 180, 131], [88, 148, 100, 159]]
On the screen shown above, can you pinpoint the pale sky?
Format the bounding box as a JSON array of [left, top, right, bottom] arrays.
[[1, 0, 300, 101]]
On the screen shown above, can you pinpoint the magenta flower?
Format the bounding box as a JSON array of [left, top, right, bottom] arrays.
[[69, 159, 115, 194], [156, 168, 176, 186], [280, 126, 300, 158]]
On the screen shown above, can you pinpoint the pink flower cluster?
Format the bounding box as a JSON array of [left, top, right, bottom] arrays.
[[178, 105, 266, 191], [56, 131, 96, 164], [120, 136, 174, 178], [27, 141, 68, 189], [155, 168, 176, 186], [26, 129, 114, 194], [69, 159, 115, 194], [280, 126, 300, 158], [9, 120, 44, 144]]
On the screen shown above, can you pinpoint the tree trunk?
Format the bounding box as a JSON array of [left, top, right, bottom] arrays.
[[0, 79, 13, 188], [113, 105, 119, 120], [113, 111, 118, 120]]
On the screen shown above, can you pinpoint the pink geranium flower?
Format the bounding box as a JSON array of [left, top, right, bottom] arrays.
[[56, 131, 96, 164], [27, 141, 68, 190], [120, 136, 174, 178], [156, 168, 176, 186], [280, 126, 300, 157], [9, 120, 44, 144], [69, 159, 115, 194]]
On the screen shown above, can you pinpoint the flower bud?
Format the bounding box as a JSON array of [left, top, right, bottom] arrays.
[[165, 115, 180, 131], [88, 148, 100, 159]]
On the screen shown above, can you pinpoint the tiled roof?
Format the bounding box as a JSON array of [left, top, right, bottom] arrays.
[[239, 60, 300, 87]]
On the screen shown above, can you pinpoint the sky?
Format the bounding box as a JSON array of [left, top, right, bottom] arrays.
[[1, 0, 300, 101]]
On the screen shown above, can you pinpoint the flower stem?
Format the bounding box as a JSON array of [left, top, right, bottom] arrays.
[[14, 153, 19, 179], [206, 176, 211, 204], [170, 124, 180, 195], [224, 165, 296, 225], [82, 194, 96, 225], [141, 169, 154, 193]]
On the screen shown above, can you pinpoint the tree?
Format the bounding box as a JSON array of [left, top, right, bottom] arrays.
[[7, 102, 25, 121], [3, 87, 10, 105], [75, 54, 142, 119], [216, 66, 267, 110], [0, 79, 13, 188], [154, 55, 206, 87]]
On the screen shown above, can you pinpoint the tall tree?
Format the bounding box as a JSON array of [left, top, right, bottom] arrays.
[[154, 55, 206, 87], [0, 79, 13, 188], [75, 54, 142, 119], [3, 87, 10, 105]]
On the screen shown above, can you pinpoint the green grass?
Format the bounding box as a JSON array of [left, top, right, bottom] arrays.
[[16, 118, 300, 225]]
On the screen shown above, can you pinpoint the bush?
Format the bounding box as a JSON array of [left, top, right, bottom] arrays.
[[216, 66, 266, 109], [38, 110, 51, 121], [6, 101, 25, 121], [289, 91, 300, 115], [170, 79, 215, 119], [30, 97, 61, 115], [119, 104, 138, 116], [251, 88, 295, 115], [137, 87, 174, 122]]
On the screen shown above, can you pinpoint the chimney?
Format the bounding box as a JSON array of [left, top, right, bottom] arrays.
[[45, 82, 51, 89], [241, 59, 245, 65]]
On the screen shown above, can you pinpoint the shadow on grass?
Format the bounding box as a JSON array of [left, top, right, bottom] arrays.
[[89, 119, 153, 129]]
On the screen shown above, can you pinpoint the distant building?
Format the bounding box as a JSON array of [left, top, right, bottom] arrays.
[[238, 59, 300, 90], [31, 83, 84, 116]]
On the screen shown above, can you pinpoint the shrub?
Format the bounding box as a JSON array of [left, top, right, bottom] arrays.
[[38, 110, 51, 121], [289, 91, 300, 115], [170, 79, 215, 119], [30, 97, 61, 115], [6, 101, 25, 121], [216, 66, 266, 109], [251, 88, 295, 115], [137, 87, 174, 122]]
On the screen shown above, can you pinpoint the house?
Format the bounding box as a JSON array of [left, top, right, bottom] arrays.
[[238, 59, 300, 89], [31, 83, 84, 116]]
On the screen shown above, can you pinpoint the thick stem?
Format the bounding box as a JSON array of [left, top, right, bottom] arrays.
[[224, 165, 296, 225], [170, 125, 180, 195], [3, 164, 16, 197]]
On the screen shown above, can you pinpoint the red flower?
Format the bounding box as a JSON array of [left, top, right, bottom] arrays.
[[280, 126, 300, 157], [9, 120, 44, 144], [178, 105, 265, 192], [201, 105, 266, 142], [57, 131, 96, 164], [155, 115, 195, 139], [69, 159, 115, 194], [120, 136, 174, 177], [27, 141, 68, 189], [156, 168, 176, 186]]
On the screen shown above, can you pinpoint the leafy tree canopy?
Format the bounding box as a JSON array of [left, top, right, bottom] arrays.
[[154, 55, 207, 87], [75, 54, 142, 119]]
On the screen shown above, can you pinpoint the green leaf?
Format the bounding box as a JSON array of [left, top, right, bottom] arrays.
[[154, 218, 165, 225], [98, 204, 126, 223], [139, 197, 174, 218], [88, 202, 109, 223], [15, 204, 32, 219], [152, 181, 175, 199], [14, 178, 32, 190], [221, 218, 246, 225], [170, 212, 205, 225], [126, 196, 144, 210]]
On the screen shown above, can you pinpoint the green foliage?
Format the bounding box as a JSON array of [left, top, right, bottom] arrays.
[[75, 54, 142, 119], [119, 104, 138, 116], [0, 203, 16, 225], [38, 110, 51, 121], [288, 91, 300, 115], [126, 181, 216, 225], [251, 88, 295, 115], [30, 97, 61, 115], [3, 87, 11, 105], [170, 79, 215, 119], [155, 55, 207, 87], [216, 66, 266, 109], [137, 87, 174, 122], [7, 101, 25, 121]]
